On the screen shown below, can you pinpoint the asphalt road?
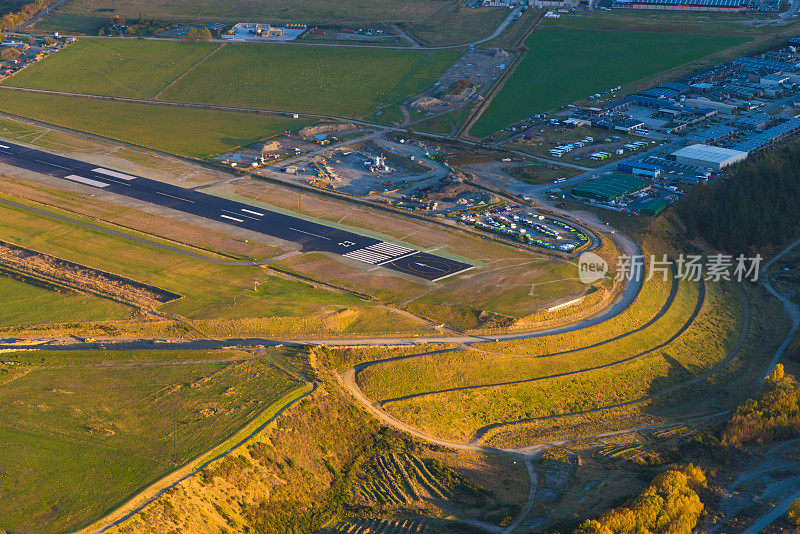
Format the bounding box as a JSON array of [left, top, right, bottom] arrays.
[[0, 140, 472, 281]]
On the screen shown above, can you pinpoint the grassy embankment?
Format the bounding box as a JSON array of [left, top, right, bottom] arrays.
[[0, 347, 304, 534]]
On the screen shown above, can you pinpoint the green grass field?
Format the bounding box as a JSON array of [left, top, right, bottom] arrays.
[[157, 45, 459, 117], [6, 39, 216, 99], [0, 201, 359, 323], [32, 0, 505, 47], [0, 274, 130, 326], [470, 27, 749, 137], [0, 348, 302, 533], [4, 39, 459, 118], [0, 90, 306, 158], [35, 0, 447, 27]]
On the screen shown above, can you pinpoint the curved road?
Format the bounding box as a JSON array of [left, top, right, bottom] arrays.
[[377, 276, 700, 407], [0, 225, 643, 350]]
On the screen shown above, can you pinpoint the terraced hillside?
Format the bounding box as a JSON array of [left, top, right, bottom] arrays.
[[339, 263, 790, 448]]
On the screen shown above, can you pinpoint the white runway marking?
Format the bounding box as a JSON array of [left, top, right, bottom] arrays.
[[289, 227, 331, 240], [344, 249, 390, 264], [156, 191, 195, 203], [376, 251, 419, 265], [92, 168, 137, 181], [241, 208, 264, 216], [367, 242, 414, 256], [220, 214, 244, 223], [0, 144, 9, 149], [221, 208, 259, 220], [36, 160, 72, 170], [64, 174, 109, 188]]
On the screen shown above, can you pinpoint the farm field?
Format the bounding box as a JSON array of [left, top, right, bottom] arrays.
[[470, 26, 749, 137], [4, 39, 460, 118], [33, 0, 448, 29], [159, 45, 460, 117], [31, 0, 507, 46], [0, 273, 130, 326], [0, 347, 303, 534], [6, 39, 216, 99], [0, 90, 306, 158]]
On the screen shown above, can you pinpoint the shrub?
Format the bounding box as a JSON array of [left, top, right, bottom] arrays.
[[575, 465, 706, 534], [789, 498, 800, 527]]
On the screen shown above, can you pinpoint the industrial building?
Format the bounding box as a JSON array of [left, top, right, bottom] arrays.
[[571, 174, 650, 203], [612, 0, 749, 12], [617, 161, 662, 178], [730, 118, 800, 154], [669, 144, 748, 170], [612, 0, 778, 11], [638, 197, 669, 216]]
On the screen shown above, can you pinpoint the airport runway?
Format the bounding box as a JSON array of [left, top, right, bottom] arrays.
[[0, 140, 472, 281]]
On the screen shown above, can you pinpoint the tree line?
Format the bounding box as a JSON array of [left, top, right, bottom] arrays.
[[721, 364, 800, 449], [678, 141, 800, 254], [0, 0, 54, 32]]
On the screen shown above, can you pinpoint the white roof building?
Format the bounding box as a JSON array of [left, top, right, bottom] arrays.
[[670, 144, 748, 170]]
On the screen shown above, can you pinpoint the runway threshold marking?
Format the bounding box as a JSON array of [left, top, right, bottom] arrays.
[[220, 214, 244, 223], [64, 175, 109, 188], [92, 168, 137, 181], [344, 249, 390, 264], [288, 227, 331, 240]]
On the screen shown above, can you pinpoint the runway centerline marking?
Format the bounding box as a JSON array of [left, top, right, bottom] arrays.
[[289, 227, 331, 240], [156, 191, 195, 203], [35, 159, 73, 170], [377, 251, 419, 265]]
